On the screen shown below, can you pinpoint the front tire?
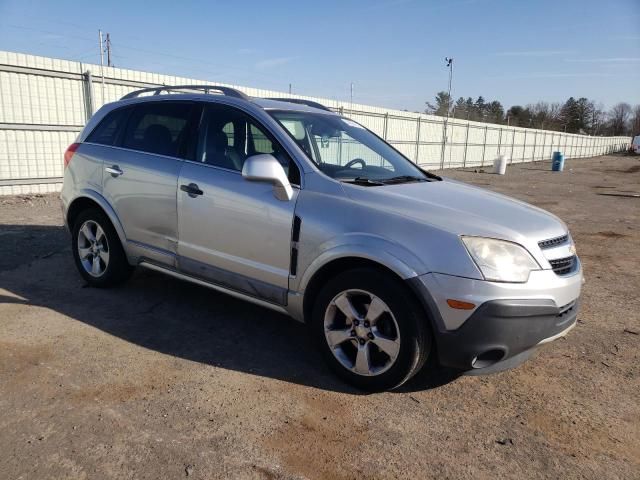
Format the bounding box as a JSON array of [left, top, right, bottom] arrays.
[[311, 268, 431, 391], [71, 208, 133, 287]]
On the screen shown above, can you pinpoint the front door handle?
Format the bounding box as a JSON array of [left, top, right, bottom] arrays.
[[105, 165, 123, 177], [180, 183, 204, 198]]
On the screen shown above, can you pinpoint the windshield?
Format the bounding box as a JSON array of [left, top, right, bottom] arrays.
[[269, 110, 430, 184]]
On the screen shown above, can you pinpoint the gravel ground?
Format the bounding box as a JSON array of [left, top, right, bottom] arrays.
[[0, 154, 638, 479]]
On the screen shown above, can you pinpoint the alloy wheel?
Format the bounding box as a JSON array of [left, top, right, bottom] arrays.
[[77, 220, 110, 277], [323, 289, 401, 376]]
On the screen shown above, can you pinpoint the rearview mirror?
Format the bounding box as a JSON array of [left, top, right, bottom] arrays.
[[241, 154, 294, 201]]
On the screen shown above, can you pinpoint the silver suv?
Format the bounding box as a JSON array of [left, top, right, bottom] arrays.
[[61, 86, 583, 391]]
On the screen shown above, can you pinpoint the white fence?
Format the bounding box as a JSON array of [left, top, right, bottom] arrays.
[[0, 50, 631, 195]]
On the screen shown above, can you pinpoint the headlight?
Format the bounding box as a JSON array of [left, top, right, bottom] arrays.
[[461, 236, 540, 283]]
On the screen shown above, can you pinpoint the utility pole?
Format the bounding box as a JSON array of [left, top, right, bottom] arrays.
[[288, 83, 292, 94], [98, 29, 105, 104], [440, 57, 453, 169], [106, 33, 112, 67]]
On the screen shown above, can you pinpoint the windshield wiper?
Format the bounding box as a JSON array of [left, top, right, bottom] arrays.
[[381, 175, 429, 184], [340, 177, 385, 186]]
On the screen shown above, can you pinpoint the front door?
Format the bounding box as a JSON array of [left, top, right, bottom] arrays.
[[177, 103, 300, 305]]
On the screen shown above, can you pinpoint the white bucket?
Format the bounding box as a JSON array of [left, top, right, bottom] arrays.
[[493, 155, 507, 175]]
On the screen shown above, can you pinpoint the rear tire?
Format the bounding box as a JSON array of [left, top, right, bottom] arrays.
[[311, 268, 431, 391], [71, 208, 133, 287]]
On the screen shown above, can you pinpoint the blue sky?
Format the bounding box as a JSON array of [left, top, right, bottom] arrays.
[[1, 0, 638, 111]]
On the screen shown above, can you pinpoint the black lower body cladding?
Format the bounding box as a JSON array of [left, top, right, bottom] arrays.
[[431, 298, 579, 373]]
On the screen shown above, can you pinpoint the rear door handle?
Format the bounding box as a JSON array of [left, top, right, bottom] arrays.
[[180, 183, 203, 198], [105, 165, 123, 177]]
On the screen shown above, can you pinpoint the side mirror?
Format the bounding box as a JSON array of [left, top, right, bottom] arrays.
[[241, 154, 294, 201]]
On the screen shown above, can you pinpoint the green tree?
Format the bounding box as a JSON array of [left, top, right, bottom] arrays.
[[464, 97, 475, 120], [425, 91, 452, 116], [560, 97, 579, 132], [454, 97, 467, 118], [474, 96, 486, 121], [486, 100, 505, 124], [506, 105, 532, 127]]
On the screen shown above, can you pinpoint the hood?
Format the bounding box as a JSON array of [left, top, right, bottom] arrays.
[[342, 178, 567, 245]]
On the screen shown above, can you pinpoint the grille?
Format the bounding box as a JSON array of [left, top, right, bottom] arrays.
[[549, 256, 576, 275], [538, 234, 569, 249]]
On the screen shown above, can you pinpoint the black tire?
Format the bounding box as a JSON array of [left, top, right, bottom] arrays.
[[71, 208, 133, 287], [311, 268, 431, 391]]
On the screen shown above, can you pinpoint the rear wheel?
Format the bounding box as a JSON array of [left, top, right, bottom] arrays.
[[311, 268, 430, 391], [71, 208, 133, 287]]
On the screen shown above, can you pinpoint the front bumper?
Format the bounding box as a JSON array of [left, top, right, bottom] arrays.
[[434, 298, 578, 372], [408, 264, 583, 373]]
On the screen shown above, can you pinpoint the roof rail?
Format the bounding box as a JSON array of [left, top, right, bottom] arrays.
[[121, 85, 250, 100], [263, 97, 332, 112]]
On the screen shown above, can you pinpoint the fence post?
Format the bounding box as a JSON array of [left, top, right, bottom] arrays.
[[522, 130, 527, 162], [414, 117, 421, 164], [510, 128, 515, 163], [481, 125, 488, 167], [383, 113, 389, 140], [439, 119, 447, 170], [462, 122, 470, 168], [497, 127, 503, 155], [83, 70, 94, 121], [532, 131, 537, 161]]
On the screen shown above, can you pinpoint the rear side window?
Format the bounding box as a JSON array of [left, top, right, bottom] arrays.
[[86, 108, 130, 145], [122, 102, 193, 158]]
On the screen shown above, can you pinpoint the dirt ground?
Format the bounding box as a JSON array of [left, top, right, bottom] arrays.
[[0, 154, 638, 480]]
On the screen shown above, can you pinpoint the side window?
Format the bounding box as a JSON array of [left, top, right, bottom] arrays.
[[122, 102, 192, 157], [198, 105, 301, 185], [86, 108, 130, 145], [250, 124, 275, 154], [222, 122, 234, 146]]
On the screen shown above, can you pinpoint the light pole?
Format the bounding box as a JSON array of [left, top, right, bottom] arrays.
[[440, 57, 454, 169]]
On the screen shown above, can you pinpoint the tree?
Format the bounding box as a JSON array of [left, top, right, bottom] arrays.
[[465, 97, 475, 120], [548, 102, 563, 131], [474, 96, 487, 121], [486, 100, 505, 124], [425, 91, 452, 116], [574, 97, 594, 133], [506, 105, 532, 127], [608, 102, 632, 135], [454, 97, 467, 118], [560, 97, 580, 133], [588, 102, 605, 135], [630, 104, 640, 136]]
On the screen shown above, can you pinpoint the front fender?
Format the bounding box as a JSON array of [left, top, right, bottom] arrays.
[[294, 233, 427, 294]]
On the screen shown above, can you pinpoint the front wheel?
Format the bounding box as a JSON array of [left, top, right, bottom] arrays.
[[311, 268, 431, 391]]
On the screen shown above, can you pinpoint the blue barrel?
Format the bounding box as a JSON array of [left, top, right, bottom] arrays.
[[552, 151, 565, 172]]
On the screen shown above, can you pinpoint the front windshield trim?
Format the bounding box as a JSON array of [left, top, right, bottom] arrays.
[[268, 110, 439, 184]]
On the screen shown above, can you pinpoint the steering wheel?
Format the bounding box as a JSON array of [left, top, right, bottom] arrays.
[[343, 158, 366, 169]]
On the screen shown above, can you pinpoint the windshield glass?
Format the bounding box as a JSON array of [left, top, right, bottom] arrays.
[[268, 110, 428, 183]]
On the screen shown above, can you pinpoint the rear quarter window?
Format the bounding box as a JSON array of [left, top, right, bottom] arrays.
[[86, 108, 130, 145]]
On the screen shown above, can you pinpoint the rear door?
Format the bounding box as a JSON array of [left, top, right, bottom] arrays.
[[99, 101, 197, 267], [176, 103, 300, 305]]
